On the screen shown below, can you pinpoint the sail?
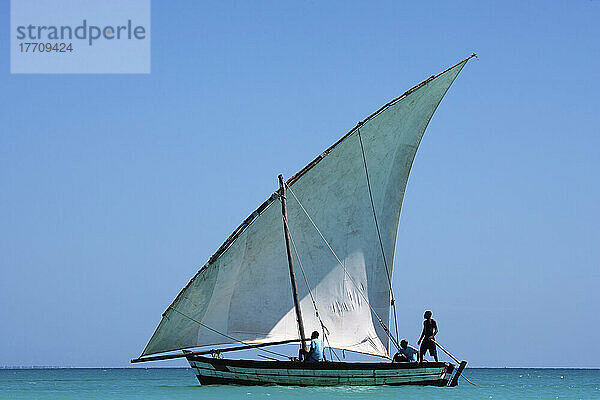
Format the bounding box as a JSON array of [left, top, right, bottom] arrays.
[[141, 56, 473, 358]]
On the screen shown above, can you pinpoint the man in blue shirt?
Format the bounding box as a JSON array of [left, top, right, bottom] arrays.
[[303, 331, 326, 362], [393, 340, 418, 363]]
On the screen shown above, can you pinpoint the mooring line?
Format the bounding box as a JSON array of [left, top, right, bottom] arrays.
[[431, 339, 478, 386]]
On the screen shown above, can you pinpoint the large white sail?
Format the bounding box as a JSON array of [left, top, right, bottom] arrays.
[[141, 57, 473, 358]]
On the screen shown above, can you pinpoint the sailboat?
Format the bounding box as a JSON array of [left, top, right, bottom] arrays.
[[131, 54, 476, 387]]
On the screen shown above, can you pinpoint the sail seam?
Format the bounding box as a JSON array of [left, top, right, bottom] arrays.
[[357, 128, 400, 352], [285, 182, 399, 354], [286, 217, 341, 361]]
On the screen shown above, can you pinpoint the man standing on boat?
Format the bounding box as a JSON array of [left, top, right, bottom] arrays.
[[417, 310, 438, 362], [301, 331, 326, 362]]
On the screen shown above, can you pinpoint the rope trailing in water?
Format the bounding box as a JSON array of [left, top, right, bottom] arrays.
[[285, 182, 399, 354], [357, 127, 400, 350], [430, 339, 478, 386], [169, 306, 290, 359], [459, 373, 478, 386], [286, 218, 341, 361]]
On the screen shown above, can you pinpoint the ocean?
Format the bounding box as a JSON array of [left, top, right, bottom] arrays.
[[1, 368, 598, 399]]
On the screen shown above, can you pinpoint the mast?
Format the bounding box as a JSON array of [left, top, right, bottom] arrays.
[[278, 174, 308, 353]]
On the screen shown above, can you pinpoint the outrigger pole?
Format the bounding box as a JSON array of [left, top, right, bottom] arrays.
[[278, 174, 308, 353]]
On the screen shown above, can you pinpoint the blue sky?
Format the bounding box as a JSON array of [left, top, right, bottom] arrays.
[[1, 1, 599, 368]]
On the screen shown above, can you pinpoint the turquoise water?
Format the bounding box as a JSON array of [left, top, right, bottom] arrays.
[[1, 368, 599, 399]]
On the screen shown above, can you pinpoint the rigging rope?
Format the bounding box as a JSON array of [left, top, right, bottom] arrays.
[[431, 339, 478, 386], [286, 217, 341, 361], [285, 182, 399, 353], [357, 127, 400, 350], [169, 305, 290, 359]]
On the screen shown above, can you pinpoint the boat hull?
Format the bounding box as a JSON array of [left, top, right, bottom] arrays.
[[187, 355, 455, 386]]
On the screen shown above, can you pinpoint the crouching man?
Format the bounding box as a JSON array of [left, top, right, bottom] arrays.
[[393, 339, 418, 363]]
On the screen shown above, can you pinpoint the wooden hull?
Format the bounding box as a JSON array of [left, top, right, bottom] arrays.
[[187, 355, 455, 386]]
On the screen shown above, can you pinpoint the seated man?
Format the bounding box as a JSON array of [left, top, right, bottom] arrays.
[[301, 331, 326, 362], [393, 340, 418, 363]]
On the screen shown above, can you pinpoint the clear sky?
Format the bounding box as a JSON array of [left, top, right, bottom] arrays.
[[1, 1, 599, 368]]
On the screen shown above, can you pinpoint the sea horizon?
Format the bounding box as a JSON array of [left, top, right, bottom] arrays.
[[3, 368, 599, 399], [2, 366, 598, 369]]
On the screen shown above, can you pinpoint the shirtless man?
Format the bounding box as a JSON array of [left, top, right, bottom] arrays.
[[417, 310, 438, 362]]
